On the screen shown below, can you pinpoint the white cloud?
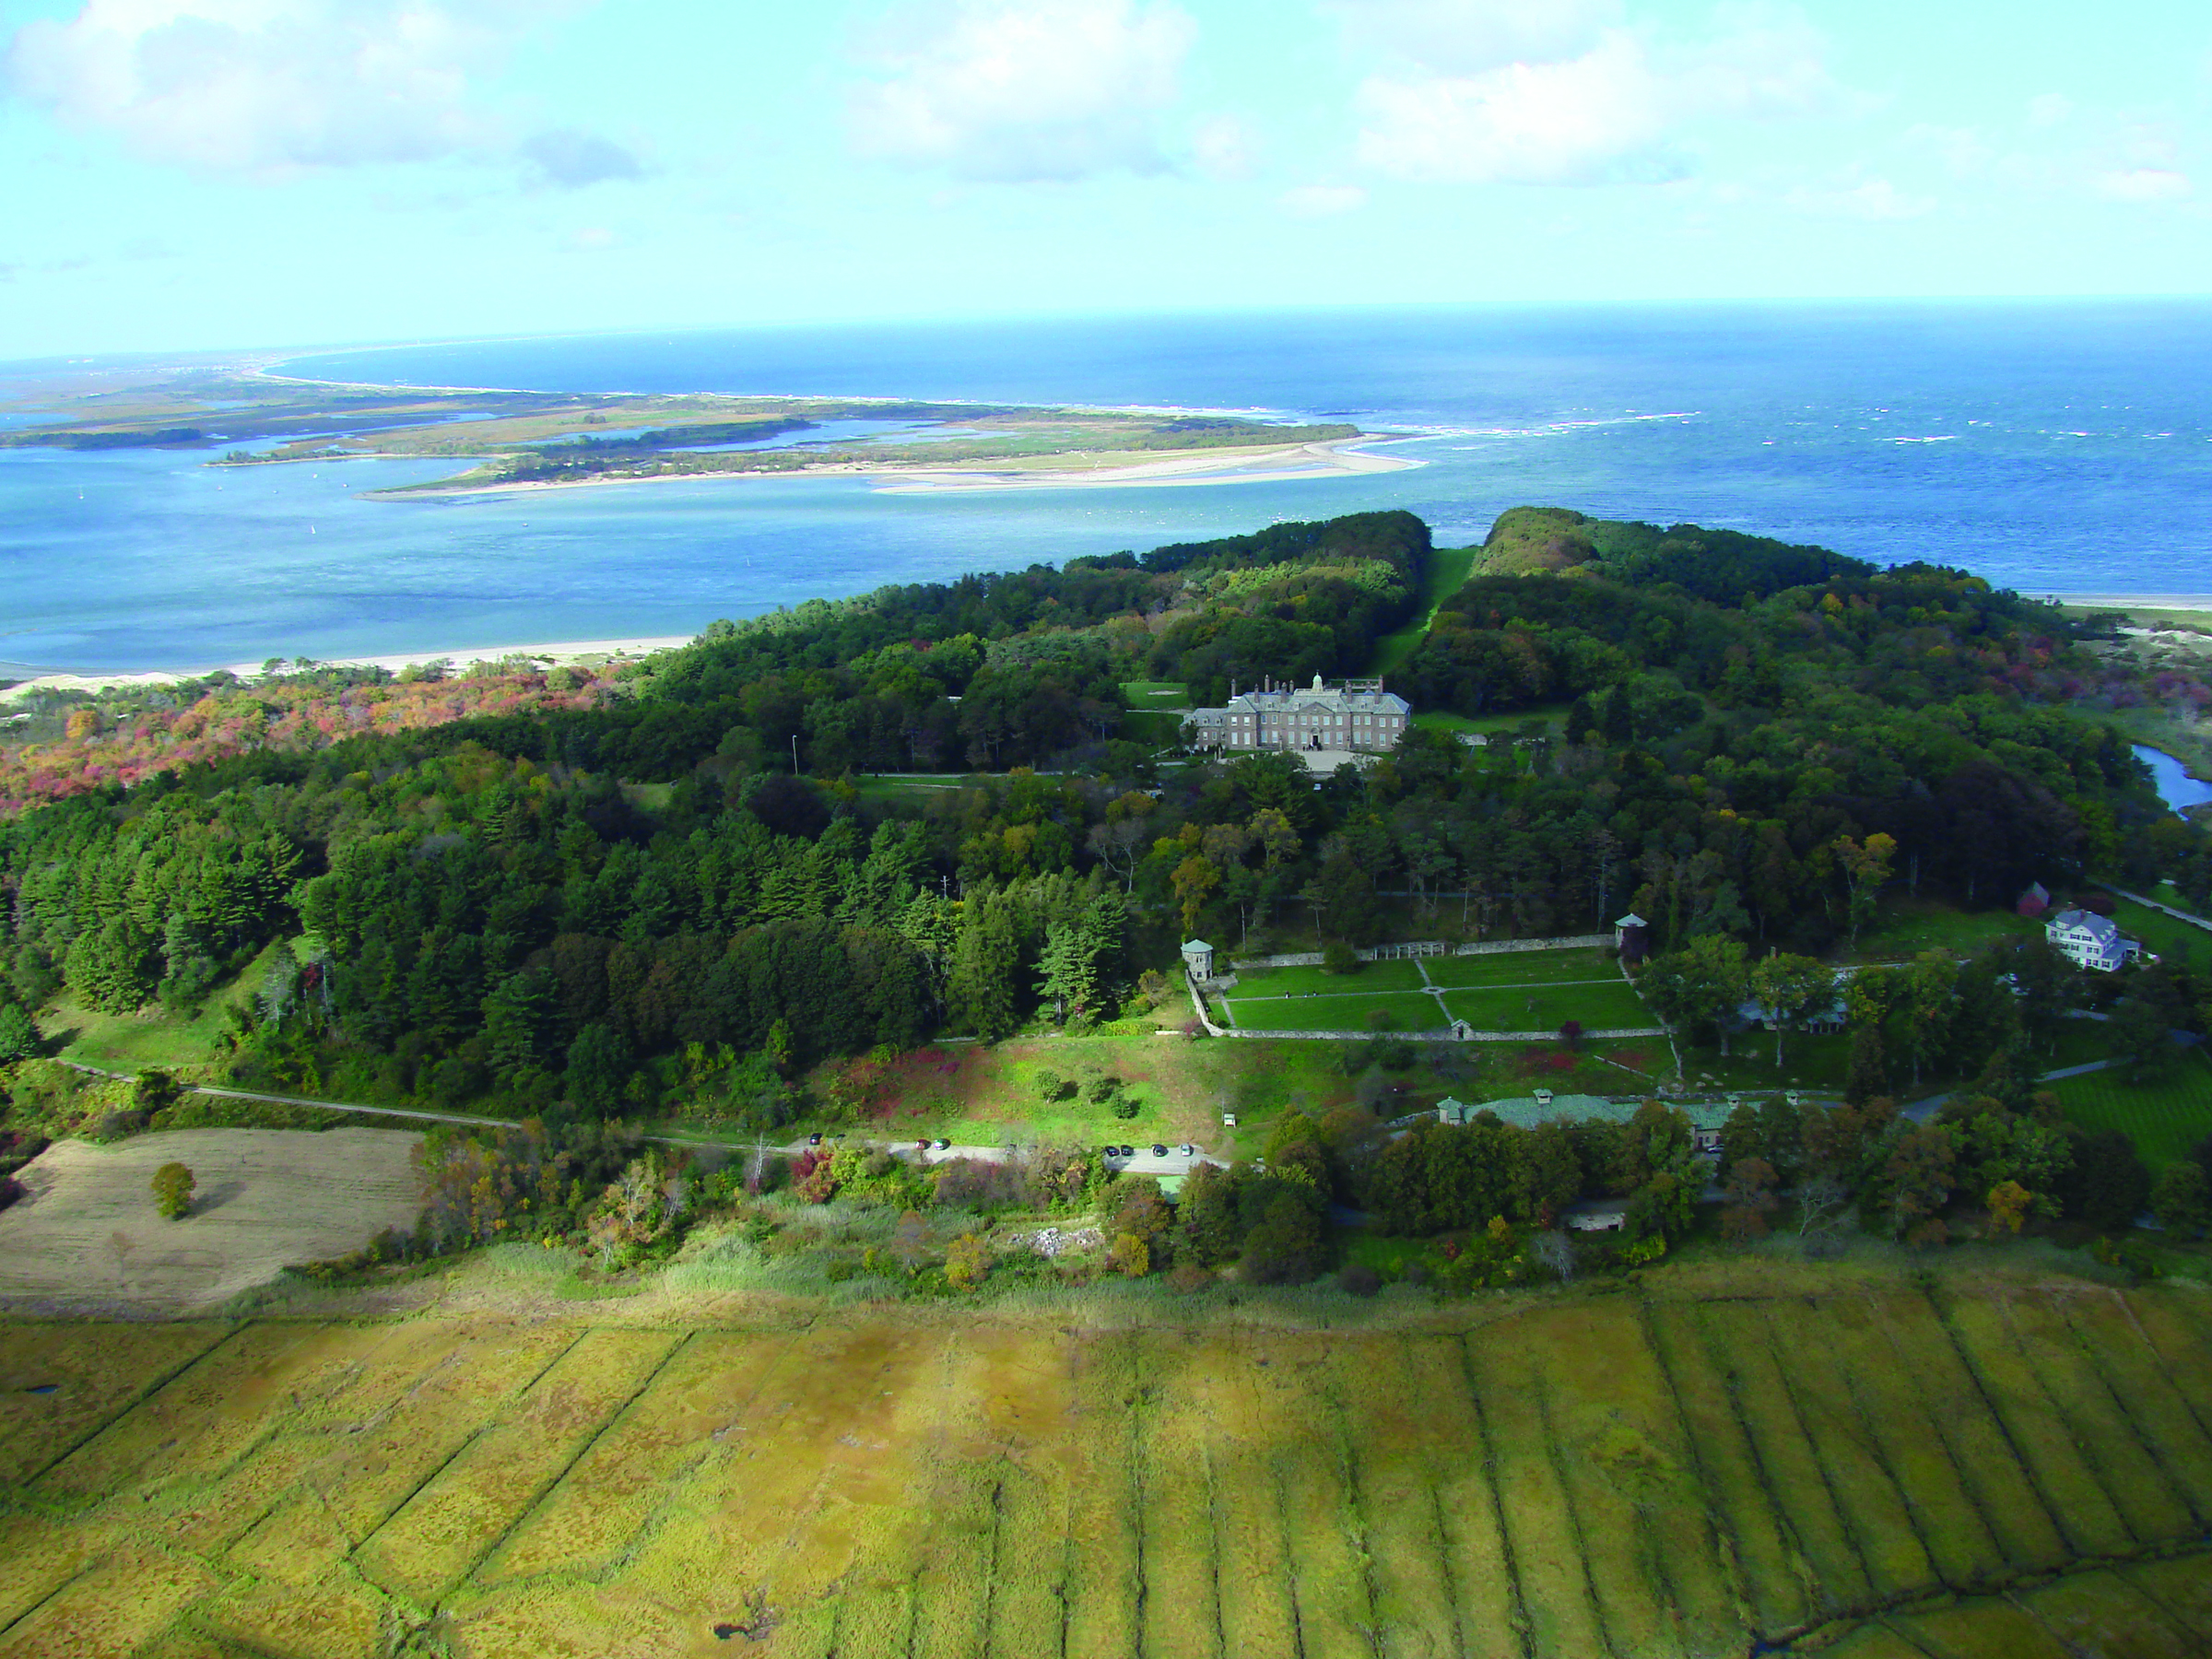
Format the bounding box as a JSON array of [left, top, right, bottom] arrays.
[[2098, 168, 2192, 204], [1781, 176, 1934, 219], [1324, 0, 1617, 77], [1278, 182, 1368, 216], [522, 128, 644, 189], [849, 0, 1195, 182], [3, 0, 580, 173], [2027, 92, 2073, 129], [1192, 113, 1259, 181], [1351, 9, 1840, 187]]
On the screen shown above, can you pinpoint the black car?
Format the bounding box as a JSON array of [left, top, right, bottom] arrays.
[[1150, 1144, 1169, 1158], [1121, 1145, 1137, 1158], [934, 1137, 951, 1151], [807, 1132, 823, 1146]]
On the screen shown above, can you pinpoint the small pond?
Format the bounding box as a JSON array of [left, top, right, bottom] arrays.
[[2133, 744, 2212, 811]]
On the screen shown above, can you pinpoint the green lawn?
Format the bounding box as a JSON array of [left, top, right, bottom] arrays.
[[1119, 680, 1190, 706], [1221, 988, 1448, 1032], [41, 944, 278, 1075], [1422, 949, 1618, 989], [2099, 893, 2211, 964], [1409, 705, 1570, 738], [1676, 1032, 1853, 1093], [1233, 959, 1432, 994], [1848, 897, 2037, 962], [2047, 1052, 2212, 1170], [1442, 982, 1654, 1033]]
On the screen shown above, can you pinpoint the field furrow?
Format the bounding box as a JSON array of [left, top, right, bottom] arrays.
[[0, 1546, 218, 1659], [987, 1459, 1073, 1659], [0, 1322, 234, 1488], [1933, 1292, 2134, 1559], [2061, 1295, 2212, 1525], [1333, 1341, 1464, 1659], [2008, 1565, 2208, 1657], [1872, 1291, 2068, 1575], [300, 1322, 582, 1549], [353, 1327, 679, 1601], [1883, 1595, 2075, 1658], [1640, 1300, 1808, 1639], [1817, 1294, 2005, 1592], [1135, 1333, 1225, 1659], [1060, 1333, 1142, 1659], [1998, 1293, 2195, 1545], [1464, 1329, 1611, 1659], [1269, 1347, 1380, 1659], [2121, 1551, 2212, 1640], [1755, 1303, 1934, 1603], [1688, 1304, 1871, 1615], [1210, 1356, 1303, 1659], [1398, 1335, 1524, 1659], [1535, 1302, 1738, 1659], [480, 1327, 785, 1585], [4, 1294, 2209, 1659]]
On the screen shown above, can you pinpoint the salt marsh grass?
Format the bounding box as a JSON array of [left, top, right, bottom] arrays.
[[4, 1278, 2211, 1656]]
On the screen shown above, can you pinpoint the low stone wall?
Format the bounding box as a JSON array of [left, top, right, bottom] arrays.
[[1235, 934, 1611, 971]]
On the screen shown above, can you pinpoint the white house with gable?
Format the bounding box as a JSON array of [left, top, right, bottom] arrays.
[[2044, 907, 2147, 972]]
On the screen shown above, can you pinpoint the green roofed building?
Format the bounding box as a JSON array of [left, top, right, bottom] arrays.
[[1436, 1091, 1735, 1154]]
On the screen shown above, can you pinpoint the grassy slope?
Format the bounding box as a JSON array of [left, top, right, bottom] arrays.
[[40, 944, 277, 1075], [1370, 543, 1480, 679]]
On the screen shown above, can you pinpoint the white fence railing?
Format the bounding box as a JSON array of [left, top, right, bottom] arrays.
[[1233, 934, 1610, 971]]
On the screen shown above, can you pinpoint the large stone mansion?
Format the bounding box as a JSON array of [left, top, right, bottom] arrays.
[[1184, 675, 1412, 754]]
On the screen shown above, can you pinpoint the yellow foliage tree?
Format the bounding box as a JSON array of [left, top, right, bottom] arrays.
[[1107, 1231, 1150, 1277], [944, 1233, 989, 1289], [1987, 1180, 2032, 1237]]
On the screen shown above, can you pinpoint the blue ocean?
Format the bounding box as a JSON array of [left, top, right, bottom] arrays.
[[5, 301, 2209, 673]]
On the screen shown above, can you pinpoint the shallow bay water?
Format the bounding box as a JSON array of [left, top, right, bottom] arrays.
[[5, 300, 2208, 672]]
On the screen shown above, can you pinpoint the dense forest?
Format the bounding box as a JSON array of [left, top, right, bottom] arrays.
[[5, 505, 2211, 1261]]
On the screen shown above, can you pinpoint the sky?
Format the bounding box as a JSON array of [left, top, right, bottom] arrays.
[[2, 0, 2208, 359]]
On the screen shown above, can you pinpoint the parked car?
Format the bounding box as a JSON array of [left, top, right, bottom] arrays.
[[1150, 1144, 1168, 1157], [807, 1132, 823, 1146], [1177, 1144, 1194, 1157], [934, 1137, 950, 1151]]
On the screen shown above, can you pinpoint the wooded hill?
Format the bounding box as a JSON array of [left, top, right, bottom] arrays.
[[3, 507, 2208, 1150]]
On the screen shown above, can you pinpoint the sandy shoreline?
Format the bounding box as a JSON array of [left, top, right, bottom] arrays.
[[363, 437, 1421, 500], [0, 635, 695, 704]]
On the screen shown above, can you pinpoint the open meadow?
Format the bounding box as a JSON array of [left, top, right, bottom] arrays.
[[0, 1129, 425, 1313], [1, 1265, 2208, 1658]]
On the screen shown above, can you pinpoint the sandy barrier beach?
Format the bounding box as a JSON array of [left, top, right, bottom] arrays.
[[367, 436, 1422, 500]]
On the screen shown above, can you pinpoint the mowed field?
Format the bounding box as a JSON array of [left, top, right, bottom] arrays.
[[0, 1129, 425, 1312], [2048, 1052, 2212, 1170], [3, 1280, 2209, 1657]]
